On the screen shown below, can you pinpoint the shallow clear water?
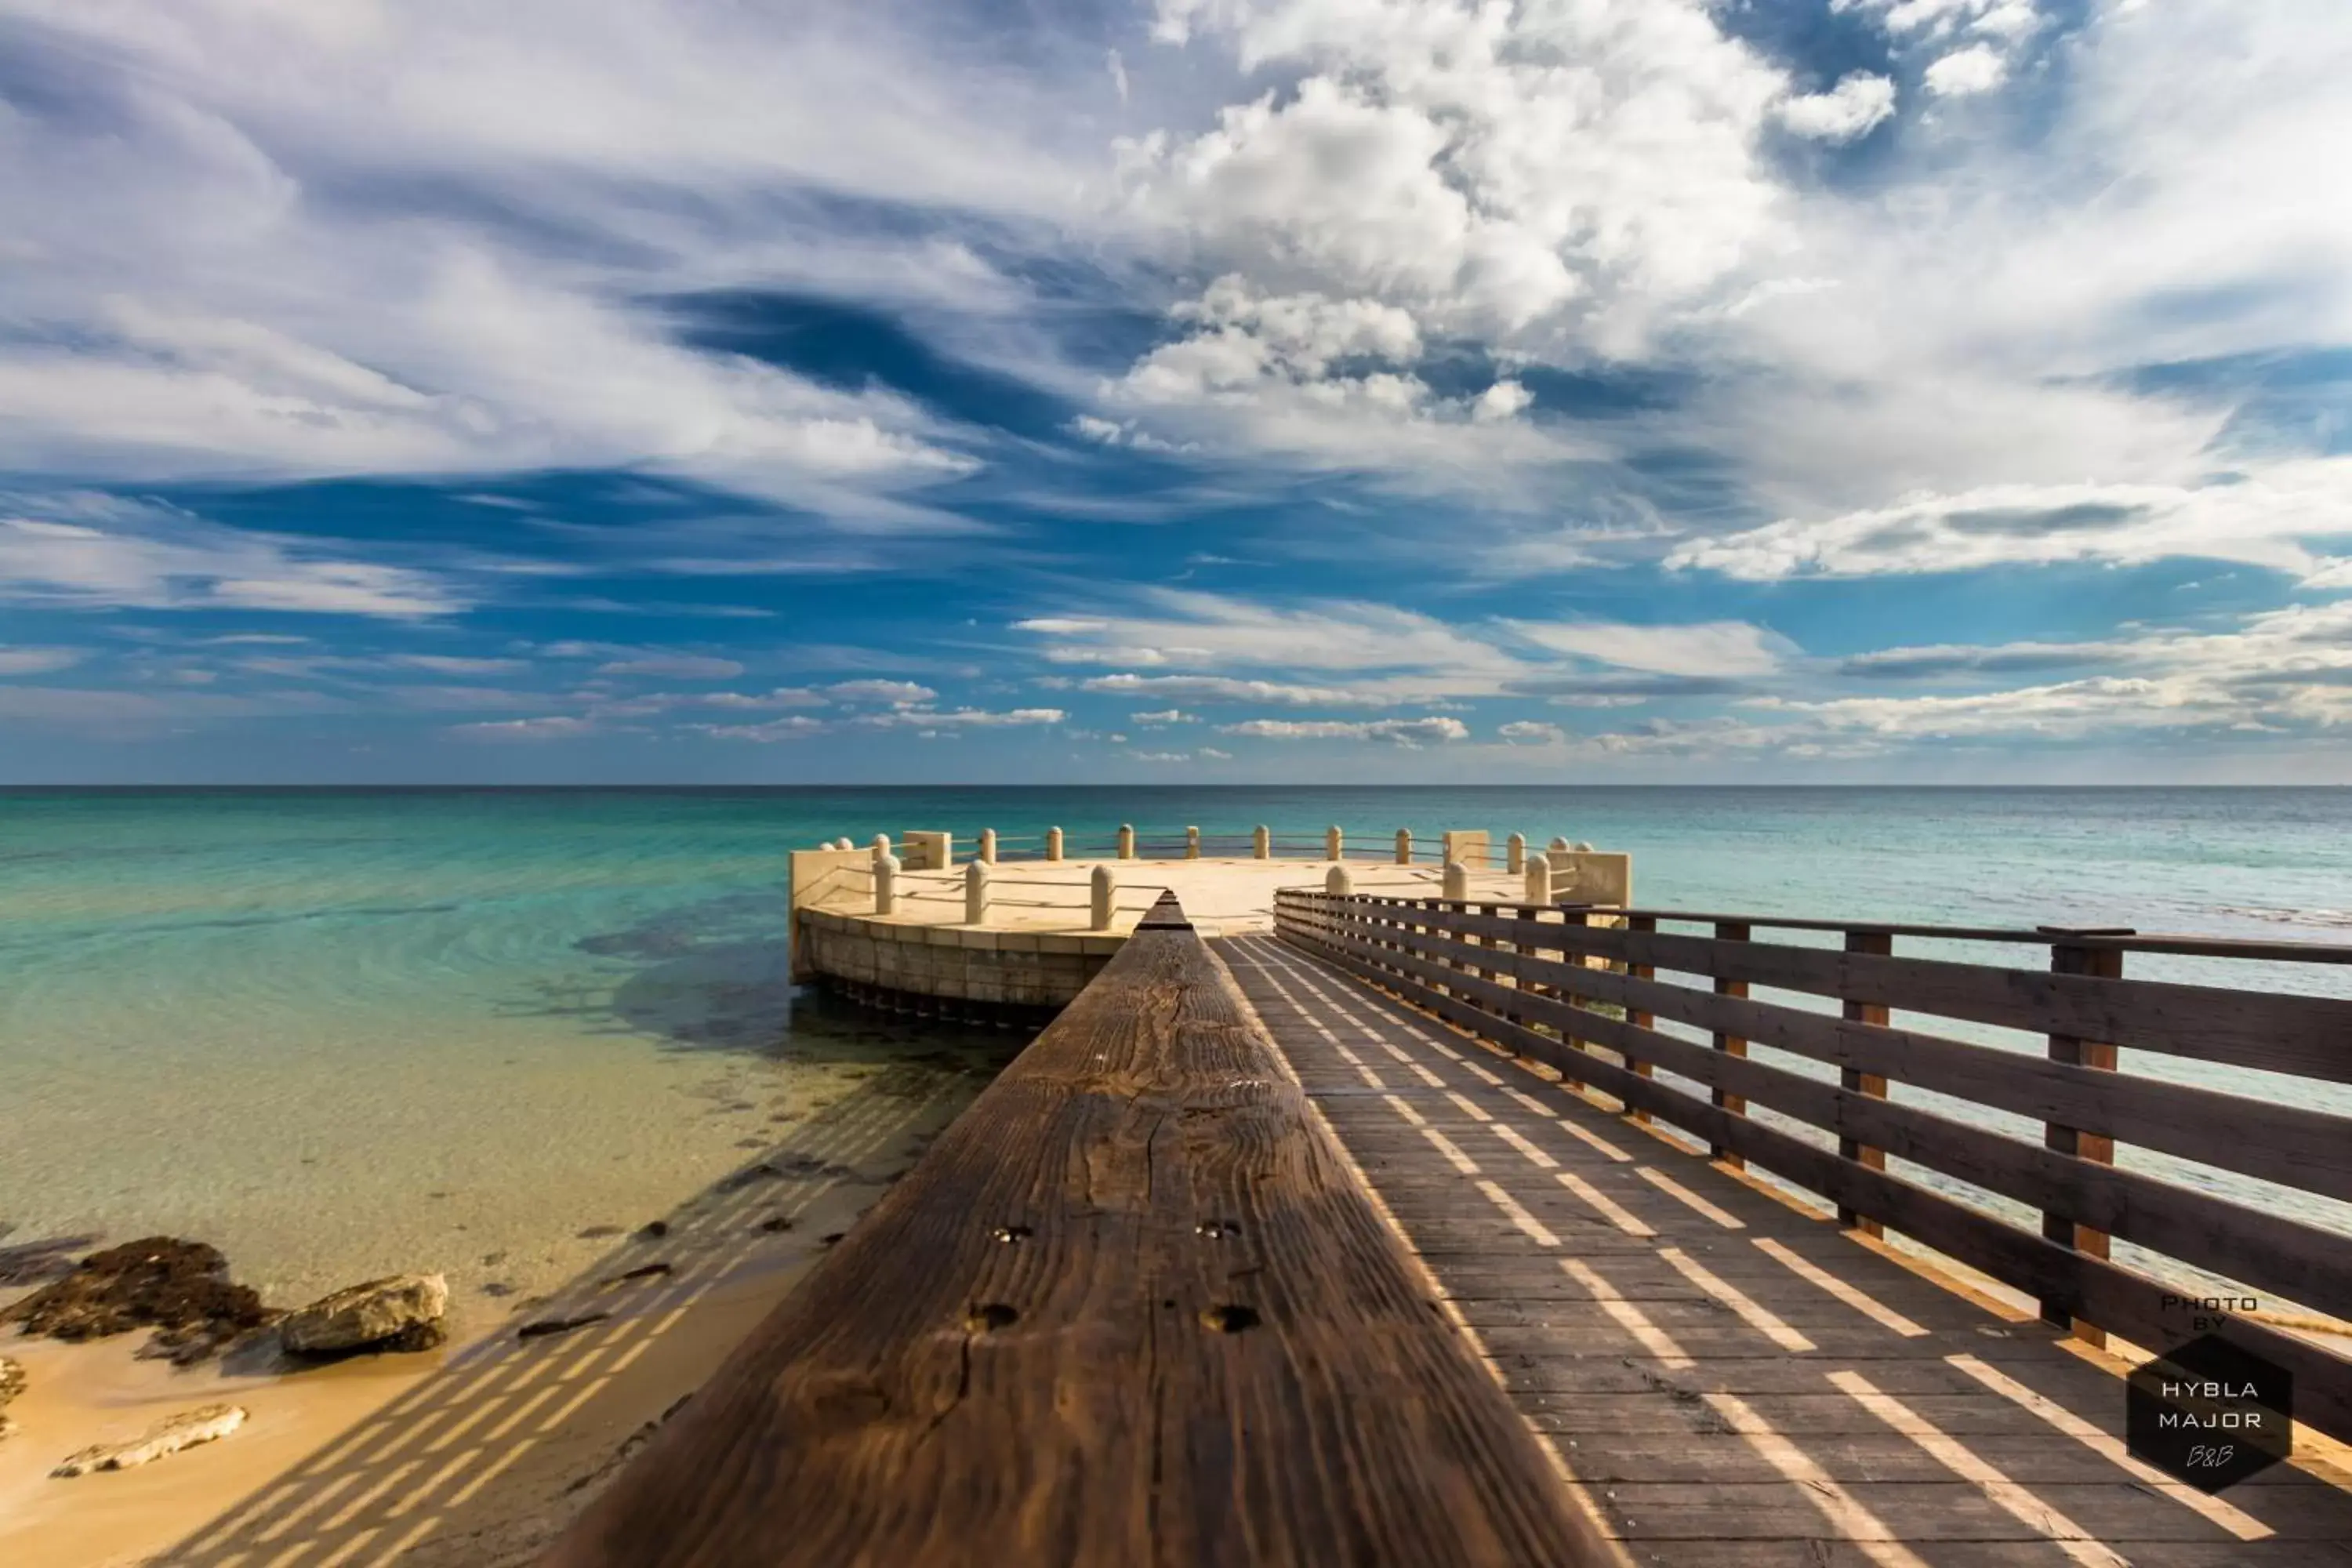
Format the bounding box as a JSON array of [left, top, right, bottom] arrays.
[[3, 787, 2347, 1319]]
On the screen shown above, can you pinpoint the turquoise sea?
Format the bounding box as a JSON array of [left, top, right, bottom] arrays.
[[4, 787, 2349, 1321]]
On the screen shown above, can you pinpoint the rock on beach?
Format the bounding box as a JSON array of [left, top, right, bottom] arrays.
[[280, 1272, 449, 1356], [0, 1237, 273, 1361], [52, 1405, 246, 1478]]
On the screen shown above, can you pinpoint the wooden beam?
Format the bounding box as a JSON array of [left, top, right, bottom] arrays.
[[543, 894, 1612, 1568]]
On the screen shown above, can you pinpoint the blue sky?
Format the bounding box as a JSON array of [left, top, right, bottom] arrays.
[[2, 0, 2349, 783]]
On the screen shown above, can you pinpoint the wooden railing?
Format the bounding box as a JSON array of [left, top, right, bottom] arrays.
[[546, 893, 1610, 1567], [1273, 888, 2352, 1445]]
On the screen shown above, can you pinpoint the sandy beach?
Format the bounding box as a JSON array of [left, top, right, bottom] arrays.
[[0, 1062, 984, 1567]]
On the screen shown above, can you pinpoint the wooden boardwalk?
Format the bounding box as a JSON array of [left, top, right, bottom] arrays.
[[1219, 930, 2352, 1567]]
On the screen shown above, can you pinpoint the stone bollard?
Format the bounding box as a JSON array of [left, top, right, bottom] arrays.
[[1046, 826, 1064, 862], [1443, 860, 1470, 901], [874, 853, 899, 915], [1524, 856, 1552, 905], [1185, 825, 1201, 860], [1396, 828, 1413, 865], [964, 859, 990, 924], [978, 828, 997, 865], [872, 833, 892, 862], [1325, 864, 1352, 896], [1090, 865, 1115, 930], [1326, 825, 1343, 861], [1548, 836, 1570, 854], [1506, 832, 1526, 873], [1253, 825, 1270, 859], [1117, 823, 1135, 860], [1573, 840, 1594, 852]]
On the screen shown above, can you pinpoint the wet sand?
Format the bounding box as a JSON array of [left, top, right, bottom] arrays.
[[0, 1063, 985, 1567]]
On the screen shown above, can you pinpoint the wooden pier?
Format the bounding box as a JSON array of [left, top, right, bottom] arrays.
[[547, 883, 2352, 1566]]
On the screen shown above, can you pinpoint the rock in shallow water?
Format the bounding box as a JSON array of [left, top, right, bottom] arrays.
[[52, 1404, 245, 1477], [280, 1273, 449, 1356]]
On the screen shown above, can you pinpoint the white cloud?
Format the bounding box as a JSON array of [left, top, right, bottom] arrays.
[[1199, 746, 1232, 759], [1131, 708, 1196, 723], [1923, 45, 2008, 96], [1082, 673, 1389, 706], [0, 646, 86, 677], [1504, 619, 1792, 678], [1665, 461, 2352, 580], [855, 706, 1065, 728], [1221, 715, 1469, 746], [695, 715, 829, 742], [448, 715, 597, 740], [1498, 720, 1567, 744], [1779, 74, 1898, 142], [826, 679, 939, 705], [0, 493, 461, 617], [595, 654, 746, 679], [1127, 750, 1191, 762]]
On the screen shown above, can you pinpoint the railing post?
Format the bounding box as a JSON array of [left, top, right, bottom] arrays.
[[1442, 859, 1468, 901], [1547, 836, 1569, 855], [1046, 826, 1063, 862], [1116, 823, 1134, 860], [1327, 825, 1344, 862], [1185, 825, 1201, 860], [1626, 913, 1656, 1124], [978, 828, 997, 865], [1396, 828, 1413, 865], [871, 833, 891, 861], [1325, 864, 1352, 896], [874, 853, 899, 916], [1506, 833, 1526, 873], [1090, 865, 1115, 931], [965, 859, 991, 924], [1253, 824, 1269, 859], [1838, 929, 1892, 1235], [1523, 858, 1550, 906], [1710, 921, 1750, 1165], [2040, 929, 2127, 1345]]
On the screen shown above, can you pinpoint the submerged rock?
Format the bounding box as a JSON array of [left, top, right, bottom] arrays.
[[0, 1238, 272, 1356], [0, 1355, 23, 1442], [280, 1273, 449, 1356], [52, 1404, 245, 1477]]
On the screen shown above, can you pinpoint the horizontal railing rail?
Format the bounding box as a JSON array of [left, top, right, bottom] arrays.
[[1272, 887, 2352, 1446]]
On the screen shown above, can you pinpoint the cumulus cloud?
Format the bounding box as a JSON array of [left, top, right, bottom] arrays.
[[1497, 720, 1567, 744], [1221, 715, 1469, 746], [1779, 74, 1899, 141], [1923, 45, 2008, 96], [826, 679, 938, 704]]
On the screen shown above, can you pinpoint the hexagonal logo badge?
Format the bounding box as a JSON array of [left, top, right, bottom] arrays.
[[2125, 1334, 2292, 1491]]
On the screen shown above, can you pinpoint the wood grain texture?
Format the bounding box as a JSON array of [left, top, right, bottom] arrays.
[[542, 894, 1611, 1568]]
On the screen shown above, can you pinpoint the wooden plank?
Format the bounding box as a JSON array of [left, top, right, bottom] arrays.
[[2043, 938, 2122, 1345], [1711, 921, 1749, 1167], [1839, 929, 1890, 1236], [1305, 900, 2352, 1207], [1277, 924, 2352, 1446], [1293, 895, 2352, 1083], [545, 896, 1611, 1568]]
